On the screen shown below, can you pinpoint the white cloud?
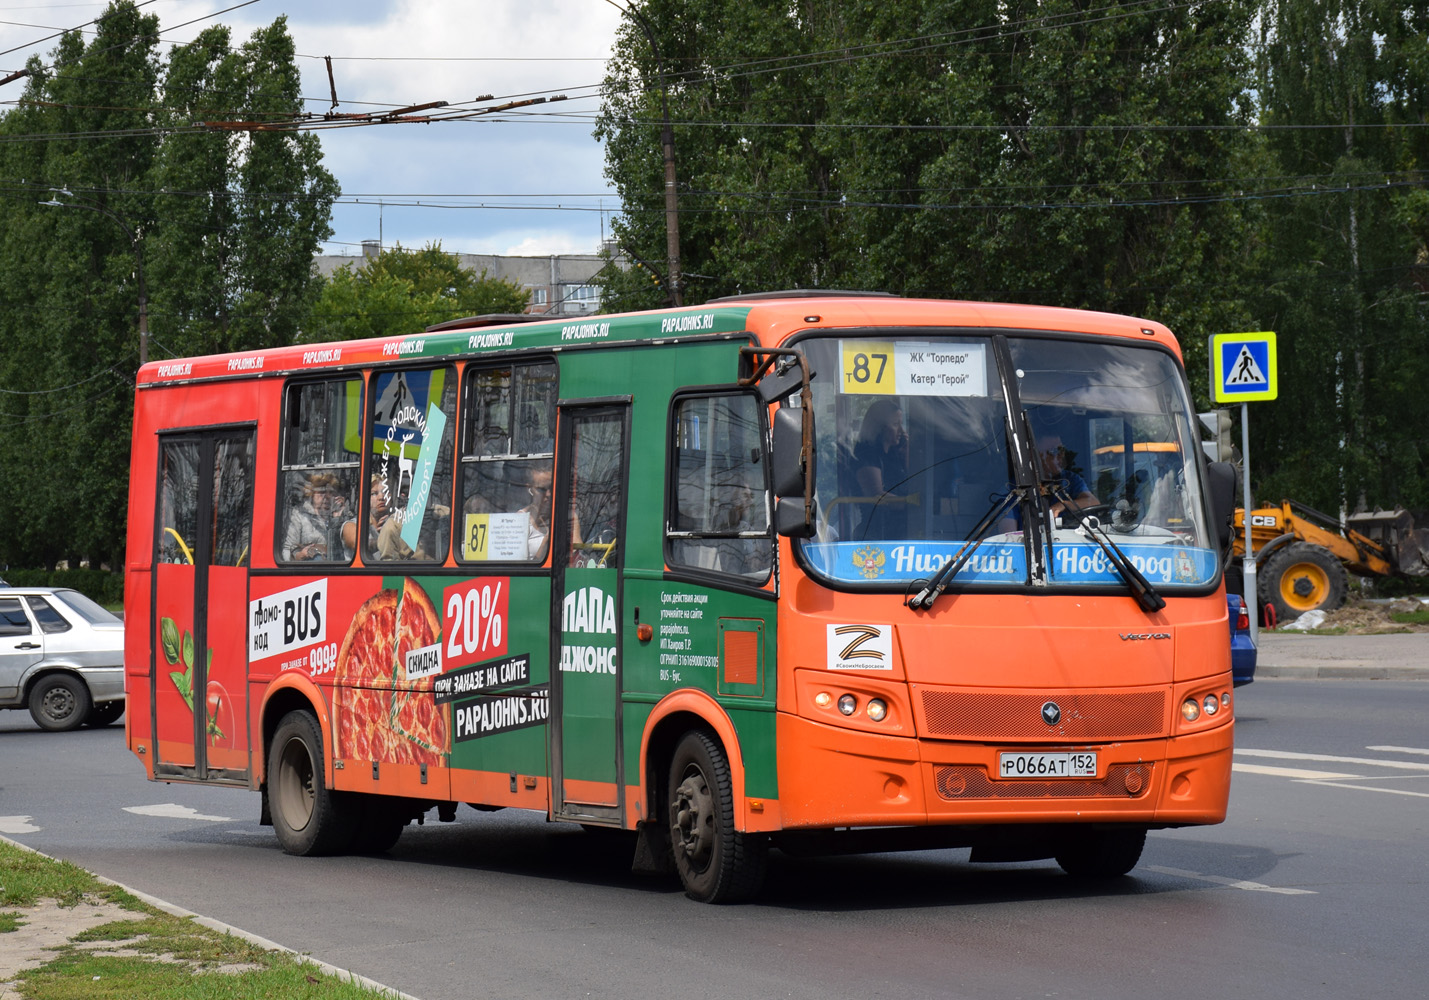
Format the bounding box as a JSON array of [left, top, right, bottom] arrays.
[[1, 1, 624, 258]]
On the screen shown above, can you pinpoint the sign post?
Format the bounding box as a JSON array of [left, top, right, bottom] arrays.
[[1209, 332, 1278, 642]]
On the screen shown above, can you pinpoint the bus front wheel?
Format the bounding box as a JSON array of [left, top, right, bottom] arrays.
[[667, 730, 767, 903], [269, 710, 356, 856], [1054, 827, 1146, 878]]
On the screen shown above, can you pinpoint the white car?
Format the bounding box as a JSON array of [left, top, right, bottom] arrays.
[[0, 588, 125, 731]]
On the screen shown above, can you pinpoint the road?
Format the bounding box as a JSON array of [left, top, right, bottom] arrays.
[[3, 673, 1427, 1000]]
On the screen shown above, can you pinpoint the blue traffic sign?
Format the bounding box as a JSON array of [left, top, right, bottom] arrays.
[[1210, 331, 1277, 402]]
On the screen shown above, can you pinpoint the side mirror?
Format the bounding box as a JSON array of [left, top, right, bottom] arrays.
[[771, 406, 816, 537], [1205, 461, 1236, 552]]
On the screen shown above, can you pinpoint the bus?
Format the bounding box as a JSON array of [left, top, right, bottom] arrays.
[[124, 291, 1237, 902]]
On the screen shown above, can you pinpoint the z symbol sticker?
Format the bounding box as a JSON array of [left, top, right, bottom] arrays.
[[827, 624, 893, 671]]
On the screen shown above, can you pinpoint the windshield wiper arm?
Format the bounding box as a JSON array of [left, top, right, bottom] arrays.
[[1054, 485, 1166, 613], [907, 489, 1024, 610]]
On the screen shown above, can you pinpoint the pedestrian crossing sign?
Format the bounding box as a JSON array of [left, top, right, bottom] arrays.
[[1210, 331, 1277, 402]]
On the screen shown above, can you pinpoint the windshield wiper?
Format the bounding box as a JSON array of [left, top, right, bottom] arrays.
[[906, 489, 1024, 610], [1053, 484, 1166, 613]]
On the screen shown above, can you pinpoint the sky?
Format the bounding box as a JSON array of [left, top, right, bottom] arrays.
[[0, 0, 627, 258]]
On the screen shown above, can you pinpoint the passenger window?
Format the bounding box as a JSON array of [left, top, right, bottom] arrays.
[[0, 597, 32, 636], [279, 379, 362, 564], [159, 441, 200, 564], [457, 361, 557, 563], [23, 597, 72, 634], [667, 393, 772, 581], [364, 367, 457, 563]]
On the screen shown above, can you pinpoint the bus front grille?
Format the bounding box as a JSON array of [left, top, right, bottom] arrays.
[[919, 689, 1165, 741], [934, 763, 1154, 800]]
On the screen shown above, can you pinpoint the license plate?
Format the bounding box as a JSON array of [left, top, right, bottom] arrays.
[[998, 752, 1098, 778]]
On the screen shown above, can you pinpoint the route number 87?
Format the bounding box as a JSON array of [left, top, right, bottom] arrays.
[[848, 353, 887, 385], [842, 342, 893, 393]]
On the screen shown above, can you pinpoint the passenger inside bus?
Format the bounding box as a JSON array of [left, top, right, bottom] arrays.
[[282, 472, 352, 562], [344, 474, 414, 560], [852, 398, 913, 539]]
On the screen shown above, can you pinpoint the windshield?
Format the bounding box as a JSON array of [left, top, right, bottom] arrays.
[[796, 332, 1218, 592]]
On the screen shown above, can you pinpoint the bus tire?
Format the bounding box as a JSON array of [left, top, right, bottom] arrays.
[[1055, 827, 1146, 878], [1258, 541, 1348, 621], [667, 730, 767, 903], [269, 710, 356, 856], [351, 797, 407, 854], [28, 674, 91, 732]]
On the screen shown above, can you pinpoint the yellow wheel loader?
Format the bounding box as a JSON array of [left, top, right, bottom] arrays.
[[1233, 502, 1429, 621]]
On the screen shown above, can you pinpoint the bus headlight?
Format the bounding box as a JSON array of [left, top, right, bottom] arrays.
[[1203, 694, 1220, 716], [1181, 698, 1201, 722], [838, 694, 858, 716], [866, 698, 888, 722]]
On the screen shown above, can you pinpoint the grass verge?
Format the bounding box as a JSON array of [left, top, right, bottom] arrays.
[[0, 840, 396, 999]]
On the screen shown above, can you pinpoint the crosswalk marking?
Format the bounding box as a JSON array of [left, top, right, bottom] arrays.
[[1233, 763, 1360, 780], [1235, 748, 1429, 772], [0, 815, 40, 834], [1145, 865, 1316, 895], [1296, 780, 1429, 800], [1365, 745, 1429, 756], [124, 803, 233, 823]]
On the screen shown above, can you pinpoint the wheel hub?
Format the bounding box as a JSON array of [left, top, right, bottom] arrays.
[[672, 772, 714, 869], [42, 687, 76, 720], [1292, 575, 1315, 597], [276, 737, 316, 832]]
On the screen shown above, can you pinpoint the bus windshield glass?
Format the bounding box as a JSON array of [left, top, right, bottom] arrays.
[[797, 332, 1219, 592]]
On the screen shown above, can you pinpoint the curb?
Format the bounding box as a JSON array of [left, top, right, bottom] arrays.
[[0, 835, 419, 1000], [1254, 664, 1429, 681]]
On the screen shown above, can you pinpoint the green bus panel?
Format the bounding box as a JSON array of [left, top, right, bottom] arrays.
[[621, 571, 779, 800]]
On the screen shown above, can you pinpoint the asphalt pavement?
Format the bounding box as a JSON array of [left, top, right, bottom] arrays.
[[1256, 631, 1429, 680]]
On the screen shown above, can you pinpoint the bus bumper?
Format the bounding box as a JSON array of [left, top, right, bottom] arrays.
[[775, 711, 1233, 830]]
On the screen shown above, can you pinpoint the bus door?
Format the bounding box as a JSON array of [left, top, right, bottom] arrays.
[[151, 428, 254, 783], [550, 403, 629, 824]]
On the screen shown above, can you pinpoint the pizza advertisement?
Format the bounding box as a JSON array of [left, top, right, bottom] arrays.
[[247, 573, 548, 772]]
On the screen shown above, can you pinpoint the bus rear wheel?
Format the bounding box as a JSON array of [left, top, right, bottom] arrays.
[[1054, 827, 1146, 878], [269, 710, 356, 856], [667, 730, 767, 903]]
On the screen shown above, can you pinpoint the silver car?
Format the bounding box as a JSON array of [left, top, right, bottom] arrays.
[[0, 588, 125, 731]]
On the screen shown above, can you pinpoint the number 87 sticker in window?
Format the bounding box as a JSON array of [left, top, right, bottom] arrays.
[[840, 340, 988, 398], [841, 341, 896, 395]]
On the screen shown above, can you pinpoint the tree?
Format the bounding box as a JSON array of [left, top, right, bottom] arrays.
[[304, 244, 531, 342], [596, 1, 1265, 402], [0, 2, 337, 570], [1252, 0, 1429, 516]]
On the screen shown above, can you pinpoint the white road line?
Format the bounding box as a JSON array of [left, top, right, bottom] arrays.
[[1235, 748, 1429, 772], [0, 815, 40, 834], [1296, 780, 1429, 799], [123, 803, 233, 823], [1145, 865, 1317, 895], [1366, 745, 1429, 756], [1233, 763, 1361, 780]]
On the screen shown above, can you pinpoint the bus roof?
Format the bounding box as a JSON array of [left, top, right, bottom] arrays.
[[135, 294, 1179, 387]]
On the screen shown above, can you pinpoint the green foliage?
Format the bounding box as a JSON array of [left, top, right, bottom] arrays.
[[597, 0, 1264, 401], [0, 568, 124, 604], [0, 841, 127, 909], [0, 2, 337, 571], [304, 243, 530, 341], [599, 0, 1429, 517], [1250, 0, 1429, 517]]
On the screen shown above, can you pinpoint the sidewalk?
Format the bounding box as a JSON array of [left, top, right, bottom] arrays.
[[1255, 631, 1429, 680]]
